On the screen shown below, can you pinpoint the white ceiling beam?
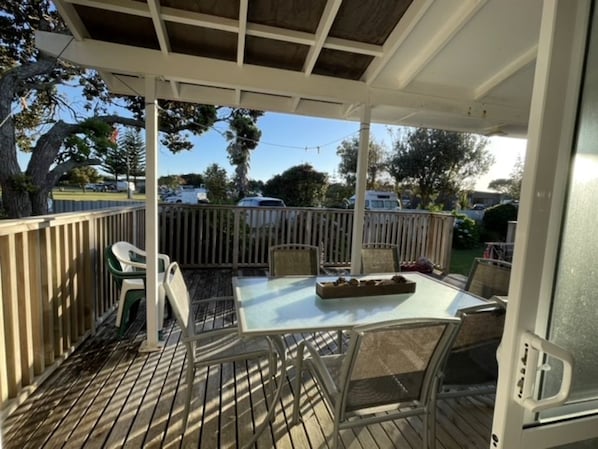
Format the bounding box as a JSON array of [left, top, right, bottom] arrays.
[[343, 103, 360, 117], [303, 0, 343, 75], [37, 31, 368, 103], [324, 38, 383, 57], [64, 0, 150, 18], [147, 0, 171, 54], [237, 0, 248, 66], [107, 75, 527, 134], [37, 32, 527, 127], [53, 0, 89, 40], [474, 45, 537, 100], [395, 0, 487, 89], [291, 97, 301, 111], [235, 89, 242, 105], [364, 0, 434, 84], [170, 80, 180, 99]]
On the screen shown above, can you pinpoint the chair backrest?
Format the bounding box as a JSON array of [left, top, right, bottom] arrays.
[[162, 262, 193, 339], [465, 258, 512, 299], [112, 241, 143, 273], [443, 302, 506, 385], [361, 244, 400, 274], [338, 318, 461, 416], [269, 244, 320, 276], [105, 246, 125, 288]]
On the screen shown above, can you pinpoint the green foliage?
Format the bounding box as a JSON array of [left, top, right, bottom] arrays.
[[68, 166, 101, 191], [263, 164, 328, 207], [482, 203, 518, 241], [387, 128, 493, 209], [179, 173, 204, 187], [118, 128, 145, 179], [323, 183, 354, 208], [452, 212, 481, 249], [488, 155, 524, 200], [336, 137, 388, 188], [203, 164, 229, 203], [158, 175, 185, 190]]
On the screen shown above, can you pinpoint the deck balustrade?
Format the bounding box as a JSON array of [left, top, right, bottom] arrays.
[[0, 204, 454, 413]]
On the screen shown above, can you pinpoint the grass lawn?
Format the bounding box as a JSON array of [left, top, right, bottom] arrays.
[[52, 188, 146, 202], [450, 246, 485, 276]]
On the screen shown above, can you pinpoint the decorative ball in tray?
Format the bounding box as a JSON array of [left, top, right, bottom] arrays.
[[316, 275, 416, 299]]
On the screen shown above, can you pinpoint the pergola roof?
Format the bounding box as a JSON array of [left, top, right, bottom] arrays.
[[41, 0, 543, 136]]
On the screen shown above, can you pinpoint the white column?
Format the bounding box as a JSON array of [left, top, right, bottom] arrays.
[[140, 75, 161, 352], [350, 104, 371, 275]]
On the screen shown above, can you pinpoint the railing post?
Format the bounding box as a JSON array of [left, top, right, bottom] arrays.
[[232, 208, 241, 273]]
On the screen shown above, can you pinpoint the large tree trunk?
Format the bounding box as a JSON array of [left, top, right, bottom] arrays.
[[1, 183, 32, 218]]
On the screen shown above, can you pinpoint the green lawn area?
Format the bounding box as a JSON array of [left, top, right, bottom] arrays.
[[450, 246, 485, 276], [52, 188, 146, 202]]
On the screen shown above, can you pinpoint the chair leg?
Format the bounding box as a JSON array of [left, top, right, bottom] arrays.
[[183, 364, 195, 430], [291, 343, 306, 425]]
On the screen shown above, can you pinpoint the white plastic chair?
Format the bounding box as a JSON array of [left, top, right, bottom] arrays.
[[110, 241, 170, 330]]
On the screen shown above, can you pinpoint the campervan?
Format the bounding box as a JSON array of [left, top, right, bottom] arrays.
[[163, 187, 209, 204], [348, 191, 402, 211]]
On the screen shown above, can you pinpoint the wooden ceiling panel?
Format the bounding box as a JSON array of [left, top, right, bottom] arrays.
[[160, 0, 240, 19], [247, 0, 328, 34], [313, 48, 373, 80], [166, 22, 237, 61], [330, 0, 413, 45], [73, 5, 159, 50], [245, 36, 309, 72]]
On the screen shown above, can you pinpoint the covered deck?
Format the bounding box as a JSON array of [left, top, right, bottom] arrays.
[[2, 269, 494, 449]]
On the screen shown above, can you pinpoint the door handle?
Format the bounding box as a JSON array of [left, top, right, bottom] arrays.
[[514, 331, 574, 413]]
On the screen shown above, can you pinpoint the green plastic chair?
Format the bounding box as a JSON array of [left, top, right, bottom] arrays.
[[105, 246, 148, 336]]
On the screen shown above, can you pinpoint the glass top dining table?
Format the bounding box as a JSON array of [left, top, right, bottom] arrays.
[[232, 272, 487, 336]]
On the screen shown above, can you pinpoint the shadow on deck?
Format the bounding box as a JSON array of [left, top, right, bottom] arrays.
[[2, 269, 495, 449]]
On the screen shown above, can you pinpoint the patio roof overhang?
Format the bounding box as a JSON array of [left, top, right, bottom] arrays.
[[40, 0, 543, 137], [43, 0, 544, 350]]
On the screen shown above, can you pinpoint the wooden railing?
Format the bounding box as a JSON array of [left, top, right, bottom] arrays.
[[159, 205, 455, 272], [0, 206, 145, 414], [0, 203, 453, 412]]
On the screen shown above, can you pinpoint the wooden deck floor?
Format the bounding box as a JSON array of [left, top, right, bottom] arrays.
[[2, 269, 495, 449]]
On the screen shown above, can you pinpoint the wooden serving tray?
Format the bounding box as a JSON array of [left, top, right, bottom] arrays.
[[316, 278, 416, 299]]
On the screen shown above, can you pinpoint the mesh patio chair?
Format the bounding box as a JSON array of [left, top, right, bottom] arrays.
[[440, 301, 506, 397], [268, 244, 320, 276], [361, 243, 401, 274], [292, 317, 462, 449], [162, 262, 286, 442], [465, 258, 512, 299]]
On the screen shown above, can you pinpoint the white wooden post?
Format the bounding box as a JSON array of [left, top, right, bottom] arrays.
[[140, 75, 161, 352], [350, 105, 371, 274]]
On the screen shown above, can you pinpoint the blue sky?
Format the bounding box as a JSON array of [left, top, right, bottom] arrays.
[[158, 112, 527, 191], [17, 106, 526, 191]]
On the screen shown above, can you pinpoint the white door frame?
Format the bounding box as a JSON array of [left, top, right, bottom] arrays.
[[491, 0, 592, 447]]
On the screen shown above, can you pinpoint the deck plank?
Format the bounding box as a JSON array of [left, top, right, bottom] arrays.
[[2, 269, 496, 449]]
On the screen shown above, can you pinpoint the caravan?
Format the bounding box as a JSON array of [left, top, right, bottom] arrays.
[[348, 191, 402, 211]]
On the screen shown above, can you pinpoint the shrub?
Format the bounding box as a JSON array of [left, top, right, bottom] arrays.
[[452, 212, 481, 249], [482, 203, 518, 241]]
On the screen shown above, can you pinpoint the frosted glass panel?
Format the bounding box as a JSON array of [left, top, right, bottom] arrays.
[[543, 6, 598, 406]]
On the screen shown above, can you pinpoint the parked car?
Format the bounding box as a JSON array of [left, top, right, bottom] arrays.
[[237, 196, 286, 227]]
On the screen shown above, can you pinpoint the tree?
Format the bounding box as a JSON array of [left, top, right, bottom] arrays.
[[336, 137, 387, 188], [263, 164, 328, 207], [179, 173, 204, 188], [226, 110, 263, 200], [0, 1, 264, 218], [68, 166, 101, 192], [119, 128, 145, 182], [203, 164, 229, 203], [158, 175, 185, 190], [387, 128, 493, 209], [488, 155, 523, 200]]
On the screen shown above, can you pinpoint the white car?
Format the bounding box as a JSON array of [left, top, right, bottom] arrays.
[[237, 196, 286, 227]]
